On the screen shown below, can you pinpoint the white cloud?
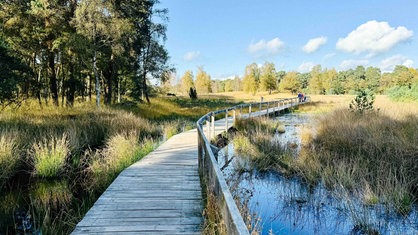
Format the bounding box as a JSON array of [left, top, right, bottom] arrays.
[[298, 62, 315, 73], [248, 37, 284, 56], [323, 53, 336, 60], [183, 51, 201, 61], [339, 59, 369, 70], [336, 20, 413, 55], [303, 36, 327, 53], [380, 54, 414, 72]]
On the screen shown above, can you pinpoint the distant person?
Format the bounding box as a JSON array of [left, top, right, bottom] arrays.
[[297, 92, 302, 102]]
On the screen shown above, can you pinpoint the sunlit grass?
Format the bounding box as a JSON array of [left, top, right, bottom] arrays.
[[0, 133, 19, 187], [32, 135, 69, 178]]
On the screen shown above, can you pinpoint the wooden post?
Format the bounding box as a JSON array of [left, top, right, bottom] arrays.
[[233, 109, 236, 125], [249, 104, 252, 118], [211, 114, 215, 139], [225, 111, 228, 131], [267, 101, 269, 116], [206, 120, 210, 139]]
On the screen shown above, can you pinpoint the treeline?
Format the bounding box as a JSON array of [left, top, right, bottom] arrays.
[[174, 63, 418, 100], [0, 0, 171, 108]]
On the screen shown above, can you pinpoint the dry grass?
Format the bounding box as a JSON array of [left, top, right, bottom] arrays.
[[297, 107, 418, 215]]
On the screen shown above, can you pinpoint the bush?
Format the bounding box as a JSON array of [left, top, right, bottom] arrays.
[[349, 90, 375, 114], [386, 84, 418, 102]]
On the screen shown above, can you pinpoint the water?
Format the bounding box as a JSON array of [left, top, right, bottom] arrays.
[[219, 113, 418, 235]]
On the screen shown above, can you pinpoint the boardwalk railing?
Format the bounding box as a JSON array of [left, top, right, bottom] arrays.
[[196, 97, 309, 235]]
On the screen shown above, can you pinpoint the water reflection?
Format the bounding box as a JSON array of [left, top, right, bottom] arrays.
[[219, 113, 418, 234]]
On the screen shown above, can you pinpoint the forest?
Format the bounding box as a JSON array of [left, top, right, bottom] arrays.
[[0, 0, 171, 109]]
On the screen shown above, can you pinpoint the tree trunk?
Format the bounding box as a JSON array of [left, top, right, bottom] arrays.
[[67, 61, 76, 107], [104, 53, 114, 105], [93, 50, 100, 108], [48, 51, 59, 106]]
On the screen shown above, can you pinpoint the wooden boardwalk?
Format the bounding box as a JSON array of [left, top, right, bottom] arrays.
[[72, 129, 203, 234]]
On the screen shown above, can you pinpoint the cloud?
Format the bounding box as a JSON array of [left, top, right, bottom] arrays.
[[183, 51, 200, 61], [248, 37, 284, 56], [303, 36, 327, 53], [336, 20, 413, 55], [380, 54, 414, 72], [323, 53, 336, 60], [339, 59, 369, 70], [298, 62, 315, 73]]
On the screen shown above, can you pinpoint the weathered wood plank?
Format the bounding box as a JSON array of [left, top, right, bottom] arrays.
[[72, 129, 203, 234]]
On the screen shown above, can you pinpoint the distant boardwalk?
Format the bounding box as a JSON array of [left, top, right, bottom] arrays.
[[72, 129, 203, 234]]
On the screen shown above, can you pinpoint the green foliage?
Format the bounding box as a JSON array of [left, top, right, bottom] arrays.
[[260, 62, 278, 94], [349, 90, 375, 114], [195, 67, 212, 94], [279, 71, 300, 93], [242, 63, 260, 95], [180, 70, 195, 94], [0, 39, 30, 107], [386, 84, 418, 102]]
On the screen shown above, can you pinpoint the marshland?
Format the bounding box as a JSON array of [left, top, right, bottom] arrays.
[[2, 0, 418, 234], [216, 95, 418, 234]]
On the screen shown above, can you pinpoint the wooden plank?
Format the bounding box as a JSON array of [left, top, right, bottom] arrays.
[[72, 129, 203, 234]]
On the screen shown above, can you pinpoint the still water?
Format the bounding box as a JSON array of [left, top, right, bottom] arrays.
[[218, 114, 418, 235]]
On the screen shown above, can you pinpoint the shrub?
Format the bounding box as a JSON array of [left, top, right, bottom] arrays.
[[349, 90, 375, 114]]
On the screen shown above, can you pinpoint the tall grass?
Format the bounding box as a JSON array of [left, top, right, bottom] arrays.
[[233, 118, 293, 173], [85, 132, 156, 191], [0, 133, 19, 187], [296, 109, 418, 215], [32, 135, 69, 178]]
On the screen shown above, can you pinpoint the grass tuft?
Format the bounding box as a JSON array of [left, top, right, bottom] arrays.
[[32, 135, 69, 178]]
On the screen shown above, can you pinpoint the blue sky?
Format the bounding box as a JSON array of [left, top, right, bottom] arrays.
[[159, 0, 418, 80]]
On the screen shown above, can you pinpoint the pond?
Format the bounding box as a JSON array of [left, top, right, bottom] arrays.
[[218, 113, 418, 234]]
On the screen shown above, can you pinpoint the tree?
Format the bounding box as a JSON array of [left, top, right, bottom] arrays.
[[180, 70, 194, 95], [365, 66, 381, 92], [260, 62, 277, 94], [308, 65, 324, 94], [74, 0, 131, 108], [279, 71, 300, 93], [233, 75, 242, 91], [242, 63, 259, 95], [117, 0, 171, 104], [0, 39, 31, 108], [195, 67, 212, 94], [393, 65, 414, 88]]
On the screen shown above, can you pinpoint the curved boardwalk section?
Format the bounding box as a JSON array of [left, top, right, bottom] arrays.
[[72, 129, 203, 234]]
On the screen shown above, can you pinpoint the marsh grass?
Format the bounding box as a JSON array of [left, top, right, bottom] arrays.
[[32, 135, 69, 178], [297, 109, 418, 215], [0, 133, 19, 187], [233, 118, 294, 173], [202, 191, 227, 235]]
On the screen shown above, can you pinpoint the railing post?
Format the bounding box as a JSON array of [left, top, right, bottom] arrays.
[[211, 114, 215, 139], [249, 104, 252, 118], [267, 101, 269, 116], [197, 132, 203, 171], [206, 120, 210, 140], [259, 100, 262, 113], [225, 110, 228, 131], [233, 109, 236, 125]]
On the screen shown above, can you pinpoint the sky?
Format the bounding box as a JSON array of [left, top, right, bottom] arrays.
[[158, 0, 418, 80]]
